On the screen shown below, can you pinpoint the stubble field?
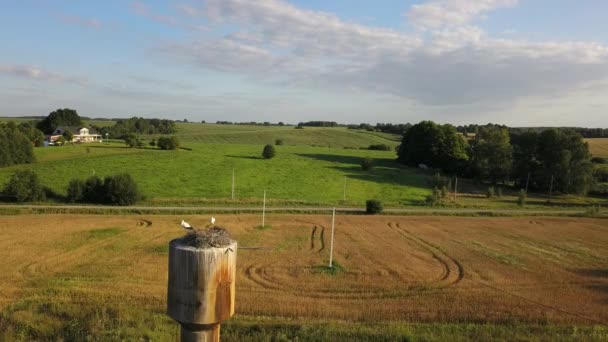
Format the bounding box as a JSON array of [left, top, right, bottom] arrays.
[[0, 214, 607, 340]]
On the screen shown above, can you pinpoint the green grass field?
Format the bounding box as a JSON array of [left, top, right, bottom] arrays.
[[165, 123, 401, 148], [0, 142, 429, 206], [0, 121, 606, 209]]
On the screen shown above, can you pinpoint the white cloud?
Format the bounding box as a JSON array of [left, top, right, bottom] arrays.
[[150, 0, 608, 110], [59, 15, 102, 29], [0, 65, 88, 86], [406, 0, 519, 30]]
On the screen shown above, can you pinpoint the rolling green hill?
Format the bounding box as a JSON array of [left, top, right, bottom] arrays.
[[171, 123, 401, 148], [0, 142, 428, 206]]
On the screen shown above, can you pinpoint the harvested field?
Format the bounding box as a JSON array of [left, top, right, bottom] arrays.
[[587, 138, 608, 157], [0, 214, 607, 340]]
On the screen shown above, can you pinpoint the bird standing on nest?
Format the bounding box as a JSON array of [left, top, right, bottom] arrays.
[[210, 217, 216, 225], [180, 220, 194, 232]]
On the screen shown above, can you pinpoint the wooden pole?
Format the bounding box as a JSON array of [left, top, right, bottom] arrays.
[[329, 207, 335, 268], [167, 240, 237, 342], [262, 190, 266, 228], [231, 169, 235, 200]]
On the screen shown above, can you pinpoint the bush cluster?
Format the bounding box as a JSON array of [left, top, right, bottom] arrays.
[[157, 136, 180, 150], [366, 199, 383, 214], [2, 170, 46, 202], [360, 157, 373, 171], [594, 167, 608, 183], [262, 144, 276, 159], [0, 123, 36, 168], [368, 144, 392, 151], [66, 173, 141, 205]]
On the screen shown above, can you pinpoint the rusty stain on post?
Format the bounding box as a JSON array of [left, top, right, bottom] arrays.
[[167, 233, 237, 342]]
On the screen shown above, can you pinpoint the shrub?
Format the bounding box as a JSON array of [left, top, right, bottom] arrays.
[[368, 144, 392, 151], [441, 186, 449, 199], [63, 131, 74, 143], [103, 173, 140, 206], [366, 199, 383, 214], [487, 186, 495, 198], [591, 157, 607, 164], [157, 136, 180, 150], [517, 189, 527, 207], [275, 139, 284, 146], [360, 157, 373, 171], [3, 170, 46, 202], [66, 179, 85, 203], [262, 144, 276, 159], [83, 176, 105, 203], [66, 174, 141, 205], [594, 167, 608, 182], [429, 173, 447, 188], [295, 125, 303, 129], [149, 139, 156, 147], [426, 187, 441, 206], [124, 133, 138, 147]]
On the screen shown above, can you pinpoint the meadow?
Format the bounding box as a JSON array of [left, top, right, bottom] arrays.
[[0, 142, 429, 206], [1, 122, 606, 209], [0, 214, 606, 340]]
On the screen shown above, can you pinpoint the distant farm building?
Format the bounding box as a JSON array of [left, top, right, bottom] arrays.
[[48, 127, 102, 144]]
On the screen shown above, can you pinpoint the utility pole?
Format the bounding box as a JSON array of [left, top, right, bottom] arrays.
[[231, 169, 235, 200], [525, 172, 530, 193], [329, 207, 336, 268], [262, 190, 266, 228]]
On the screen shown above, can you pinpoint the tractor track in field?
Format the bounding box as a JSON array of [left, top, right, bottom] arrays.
[[387, 222, 464, 287], [310, 226, 317, 250]]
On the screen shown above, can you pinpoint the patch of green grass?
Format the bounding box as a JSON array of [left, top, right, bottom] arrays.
[[470, 241, 522, 266], [86, 227, 124, 240], [311, 261, 345, 275]]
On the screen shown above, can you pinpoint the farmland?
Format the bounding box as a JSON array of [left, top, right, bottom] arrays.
[[587, 138, 608, 157], [0, 142, 429, 206], [0, 122, 606, 209], [0, 214, 606, 340]]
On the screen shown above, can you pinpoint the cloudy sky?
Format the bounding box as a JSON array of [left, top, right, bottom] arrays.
[[1, 0, 608, 127]]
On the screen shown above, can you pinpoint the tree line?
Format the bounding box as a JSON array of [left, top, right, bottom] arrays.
[[397, 121, 595, 195], [105, 117, 176, 139]]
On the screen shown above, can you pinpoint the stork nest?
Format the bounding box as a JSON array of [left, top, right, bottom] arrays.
[[180, 226, 234, 249]]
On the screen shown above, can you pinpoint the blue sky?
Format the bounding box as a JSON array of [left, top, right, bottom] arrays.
[[1, 0, 608, 127]]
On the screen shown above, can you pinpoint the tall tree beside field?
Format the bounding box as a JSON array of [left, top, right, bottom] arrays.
[[36, 108, 82, 134], [0, 123, 36, 168], [17, 122, 45, 147], [397, 121, 468, 173], [511, 130, 541, 189], [470, 127, 513, 183], [536, 129, 593, 194]]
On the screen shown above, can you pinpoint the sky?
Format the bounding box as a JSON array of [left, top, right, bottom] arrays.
[[1, 0, 608, 127]]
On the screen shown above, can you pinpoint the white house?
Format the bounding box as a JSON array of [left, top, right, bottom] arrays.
[[48, 127, 102, 143]]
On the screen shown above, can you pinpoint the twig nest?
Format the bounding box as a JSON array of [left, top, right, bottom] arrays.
[[179, 226, 234, 249]]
